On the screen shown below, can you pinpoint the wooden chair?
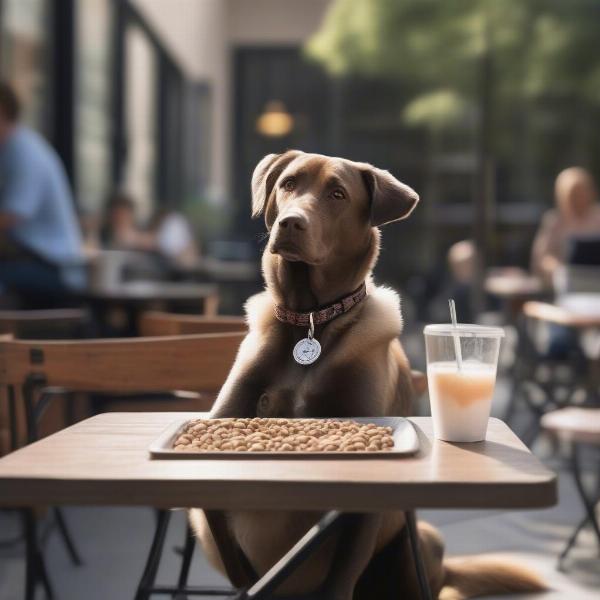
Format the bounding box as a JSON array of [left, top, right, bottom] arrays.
[[0, 308, 91, 455], [0, 332, 245, 599], [0, 308, 91, 339], [542, 407, 600, 568], [139, 310, 247, 336], [0, 332, 244, 442]]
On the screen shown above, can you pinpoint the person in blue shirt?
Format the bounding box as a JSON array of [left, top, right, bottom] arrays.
[[0, 82, 85, 306]]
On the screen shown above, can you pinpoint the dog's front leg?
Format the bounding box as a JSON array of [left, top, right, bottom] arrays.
[[324, 513, 383, 600], [193, 332, 279, 588]]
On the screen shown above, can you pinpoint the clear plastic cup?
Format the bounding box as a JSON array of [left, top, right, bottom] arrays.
[[424, 324, 505, 442]]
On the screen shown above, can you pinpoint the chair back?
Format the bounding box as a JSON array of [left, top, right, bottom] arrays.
[[0, 332, 244, 394], [139, 311, 247, 336], [0, 308, 90, 339]]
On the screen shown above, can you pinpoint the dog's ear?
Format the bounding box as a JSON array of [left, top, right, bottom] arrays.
[[361, 166, 419, 226], [251, 150, 302, 227]]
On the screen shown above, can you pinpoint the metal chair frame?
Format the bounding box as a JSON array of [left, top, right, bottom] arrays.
[[133, 510, 433, 600], [557, 442, 600, 569]]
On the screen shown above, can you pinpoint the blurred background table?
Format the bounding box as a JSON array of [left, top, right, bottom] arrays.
[[485, 267, 546, 321], [83, 281, 220, 336]]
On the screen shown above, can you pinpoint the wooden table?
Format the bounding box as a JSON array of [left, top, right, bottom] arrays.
[[523, 295, 600, 329], [523, 295, 600, 383], [0, 412, 556, 510], [484, 268, 545, 322], [83, 281, 220, 335], [485, 268, 544, 299], [0, 413, 556, 600], [87, 281, 219, 308]]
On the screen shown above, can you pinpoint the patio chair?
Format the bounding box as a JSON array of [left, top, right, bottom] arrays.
[[0, 308, 93, 569], [0, 308, 91, 339], [139, 310, 247, 336], [0, 332, 244, 600], [542, 408, 600, 568], [504, 301, 591, 446]]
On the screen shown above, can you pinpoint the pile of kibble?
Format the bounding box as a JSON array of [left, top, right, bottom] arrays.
[[172, 418, 394, 453]]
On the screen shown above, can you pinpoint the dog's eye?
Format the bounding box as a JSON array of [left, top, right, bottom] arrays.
[[282, 177, 296, 192], [331, 188, 345, 200]]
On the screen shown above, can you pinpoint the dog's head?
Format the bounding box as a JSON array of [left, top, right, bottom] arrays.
[[251, 150, 419, 265]]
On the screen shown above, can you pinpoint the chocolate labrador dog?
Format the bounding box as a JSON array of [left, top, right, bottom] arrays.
[[191, 151, 545, 599]]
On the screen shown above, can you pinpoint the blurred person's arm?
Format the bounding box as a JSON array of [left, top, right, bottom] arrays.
[[0, 151, 42, 231], [531, 210, 562, 283]]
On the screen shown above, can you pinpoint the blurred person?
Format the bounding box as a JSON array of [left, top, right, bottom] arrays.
[[150, 208, 199, 269], [0, 81, 85, 305], [531, 167, 600, 285], [531, 167, 600, 359], [447, 239, 476, 321], [101, 193, 199, 269], [100, 191, 153, 250]]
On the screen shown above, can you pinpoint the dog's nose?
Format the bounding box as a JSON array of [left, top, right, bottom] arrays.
[[279, 214, 307, 231]]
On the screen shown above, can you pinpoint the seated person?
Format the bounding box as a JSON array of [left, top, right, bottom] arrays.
[[531, 167, 600, 359], [447, 239, 476, 322], [151, 208, 200, 269], [101, 194, 199, 271], [100, 191, 154, 251], [0, 82, 85, 306], [531, 167, 600, 286]]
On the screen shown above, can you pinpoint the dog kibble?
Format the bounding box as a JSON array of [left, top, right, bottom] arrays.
[[172, 418, 394, 453]]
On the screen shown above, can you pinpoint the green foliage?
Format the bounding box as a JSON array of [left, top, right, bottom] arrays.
[[306, 0, 600, 129]]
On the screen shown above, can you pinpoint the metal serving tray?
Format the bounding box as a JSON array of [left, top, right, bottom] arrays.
[[149, 416, 419, 459]]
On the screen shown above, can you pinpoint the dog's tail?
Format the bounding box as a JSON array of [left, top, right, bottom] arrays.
[[439, 555, 547, 600]]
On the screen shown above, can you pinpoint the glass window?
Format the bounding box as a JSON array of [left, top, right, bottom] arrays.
[[75, 0, 113, 213], [0, 0, 51, 134]]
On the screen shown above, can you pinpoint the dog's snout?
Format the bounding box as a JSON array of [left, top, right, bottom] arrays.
[[279, 214, 307, 231]]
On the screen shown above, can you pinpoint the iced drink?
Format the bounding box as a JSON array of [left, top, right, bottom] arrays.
[[428, 361, 497, 442], [424, 324, 504, 442]]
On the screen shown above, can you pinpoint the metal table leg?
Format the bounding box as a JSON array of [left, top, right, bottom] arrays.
[[557, 514, 589, 569], [135, 509, 172, 600], [405, 510, 433, 600], [572, 443, 600, 546], [558, 442, 600, 568], [238, 510, 349, 600], [173, 524, 196, 600], [137, 509, 433, 599], [23, 509, 54, 600], [54, 507, 83, 566]]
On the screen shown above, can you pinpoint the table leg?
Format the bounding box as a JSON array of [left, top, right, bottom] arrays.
[[405, 510, 433, 600], [23, 508, 54, 600], [559, 442, 600, 569], [54, 507, 83, 566], [174, 524, 196, 599], [557, 514, 588, 570], [571, 444, 600, 547], [135, 509, 172, 600], [203, 293, 219, 317], [8, 385, 18, 451], [238, 510, 349, 600]]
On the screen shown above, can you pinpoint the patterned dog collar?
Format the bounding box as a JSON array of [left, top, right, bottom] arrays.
[[274, 282, 367, 327]]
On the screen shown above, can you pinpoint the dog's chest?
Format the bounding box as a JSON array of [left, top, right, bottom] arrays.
[[255, 357, 375, 418]]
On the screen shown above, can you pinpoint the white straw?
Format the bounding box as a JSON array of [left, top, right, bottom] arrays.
[[448, 299, 463, 372]]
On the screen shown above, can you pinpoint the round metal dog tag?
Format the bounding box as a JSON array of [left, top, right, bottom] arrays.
[[293, 337, 321, 365]]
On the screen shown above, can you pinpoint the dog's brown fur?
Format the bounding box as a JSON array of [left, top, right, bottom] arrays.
[[191, 151, 546, 599]]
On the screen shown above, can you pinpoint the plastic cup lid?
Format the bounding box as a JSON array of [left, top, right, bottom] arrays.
[[423, 323, 505, 338]]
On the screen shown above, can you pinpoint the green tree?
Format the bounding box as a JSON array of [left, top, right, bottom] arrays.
[[306, 0, 600, 300]]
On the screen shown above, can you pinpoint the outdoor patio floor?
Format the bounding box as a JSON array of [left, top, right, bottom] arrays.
[[0, 446, 598, 599]]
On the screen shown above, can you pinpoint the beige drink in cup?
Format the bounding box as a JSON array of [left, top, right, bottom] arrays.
[[424, 324, 504, 442]]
